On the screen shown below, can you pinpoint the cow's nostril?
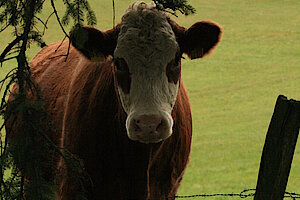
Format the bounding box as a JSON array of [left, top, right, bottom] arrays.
[[156, 122, 163, 131], [134, 122, 141, 132]]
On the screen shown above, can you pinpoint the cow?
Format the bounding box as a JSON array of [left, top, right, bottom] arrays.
[[6, 1, 221, 199]]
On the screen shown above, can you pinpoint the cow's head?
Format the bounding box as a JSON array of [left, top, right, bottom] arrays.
[[70, 2, 221, 144]]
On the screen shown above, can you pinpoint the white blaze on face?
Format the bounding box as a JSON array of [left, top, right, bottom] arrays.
[[114, 2, 180, 143]]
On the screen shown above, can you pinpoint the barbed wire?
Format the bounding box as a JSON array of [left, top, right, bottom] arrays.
[[171, 189, 300, 199], [174, 189, 255, 199]]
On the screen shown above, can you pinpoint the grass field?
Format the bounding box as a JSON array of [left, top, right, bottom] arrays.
[[1, 0, 300, 198]]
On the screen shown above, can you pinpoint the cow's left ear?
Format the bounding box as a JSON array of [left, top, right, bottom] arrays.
[[170, 20, 222, 59], [70, 25, 120, 61]]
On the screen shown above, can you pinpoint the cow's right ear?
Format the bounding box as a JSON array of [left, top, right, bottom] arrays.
[[70, 25, 120, 61]]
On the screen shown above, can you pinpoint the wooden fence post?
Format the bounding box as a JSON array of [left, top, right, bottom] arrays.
[[254, 95, 300, 200]]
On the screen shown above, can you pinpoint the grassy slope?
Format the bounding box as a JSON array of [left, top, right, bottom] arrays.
[[1, 0, 299, 198], [177, 0, 300, 196]]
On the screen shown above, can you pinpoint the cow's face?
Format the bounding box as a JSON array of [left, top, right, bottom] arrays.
[[70, 2, 221, 144], [113, 3, 180, 143]]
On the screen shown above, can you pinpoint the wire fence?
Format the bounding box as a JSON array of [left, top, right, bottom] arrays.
[[172, 189, 300, 199]]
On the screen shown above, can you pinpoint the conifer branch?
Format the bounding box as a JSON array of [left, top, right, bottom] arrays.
[[0, 23, 10, 33], [42, 11, 55, 35], [0, 36, 23, 63], [51, 0, 70, 38], [153, 0, 195, 16], [112, 0, 116, 27]]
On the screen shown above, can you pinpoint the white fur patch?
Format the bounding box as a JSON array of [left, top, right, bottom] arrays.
[[114, 1, 180, 141]]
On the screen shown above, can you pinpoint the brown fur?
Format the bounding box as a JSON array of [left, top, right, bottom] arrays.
[[58, 40, 192, 199], [7, 41, 191, 199]]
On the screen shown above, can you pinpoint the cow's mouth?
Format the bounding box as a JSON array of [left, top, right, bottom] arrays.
[[128, 129, 172, 144], [131, 136, 164, 144], [138, 138, 163, 144]]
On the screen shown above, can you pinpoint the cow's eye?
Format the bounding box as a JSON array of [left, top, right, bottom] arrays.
[[114, 58, 128, 72], [167, 60, 180, 71], [166, 56, 181, 84], [114, 57, 131, 94], [174, 52, 181, 66]]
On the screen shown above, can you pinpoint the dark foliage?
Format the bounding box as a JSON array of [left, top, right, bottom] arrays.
[[154, 0, 195, 16], [0, 0, 96, 198]]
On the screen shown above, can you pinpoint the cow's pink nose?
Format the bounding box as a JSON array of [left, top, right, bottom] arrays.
[[134, 115, 162, 133], [128, 114, 170, 143]]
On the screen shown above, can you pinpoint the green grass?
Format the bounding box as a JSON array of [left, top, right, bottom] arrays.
[[1, 0, 300, 198], [177, 0, 300, 197]]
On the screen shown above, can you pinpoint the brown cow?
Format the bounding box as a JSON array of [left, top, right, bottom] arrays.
[[7, 1, 221, 199]]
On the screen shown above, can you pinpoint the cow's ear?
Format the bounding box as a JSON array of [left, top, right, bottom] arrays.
[[170, 20, 222, 60], [70, 25, 119, 61]]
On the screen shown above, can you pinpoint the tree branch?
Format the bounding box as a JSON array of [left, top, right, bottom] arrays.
[[42, 11, 55, 35], [0, 23, 11, 33], [0, 36, 22, 63], [50, 0, 70, 38]]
